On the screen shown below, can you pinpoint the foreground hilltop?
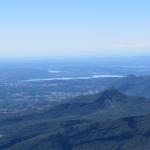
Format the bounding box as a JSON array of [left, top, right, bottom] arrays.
[[1, 114, 150, 150]]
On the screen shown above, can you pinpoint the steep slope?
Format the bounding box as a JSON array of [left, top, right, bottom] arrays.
[[0, 88, 150, 134], [1, 88, 150, 128]]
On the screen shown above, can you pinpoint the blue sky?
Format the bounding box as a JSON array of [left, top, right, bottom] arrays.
[[0, 0, 150, 58]]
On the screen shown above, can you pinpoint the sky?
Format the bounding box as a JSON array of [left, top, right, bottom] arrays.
[[0, 0, 150, 58]]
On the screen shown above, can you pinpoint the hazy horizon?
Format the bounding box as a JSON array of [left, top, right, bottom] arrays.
[[0, 0, 150, 58]]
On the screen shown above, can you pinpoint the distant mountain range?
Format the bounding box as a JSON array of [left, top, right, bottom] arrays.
[[113, 75, 150, 98], [0, 88, 150, 150]]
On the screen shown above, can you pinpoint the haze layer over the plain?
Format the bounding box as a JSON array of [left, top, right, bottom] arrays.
[[0, 0, 150, 58]]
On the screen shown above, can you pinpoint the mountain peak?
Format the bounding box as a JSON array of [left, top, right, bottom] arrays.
[[95, 87, 125, 103], [102, 87, 123, 95]]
